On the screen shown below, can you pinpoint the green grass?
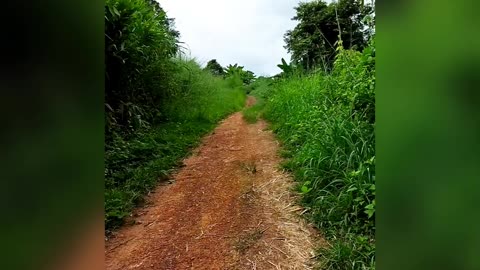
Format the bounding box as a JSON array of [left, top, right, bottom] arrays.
[[242, 98, 265, 123], [105, 60, 246, 232], [162, 60, 246, 123], [241, 77, 274, 123], [261, 45, 375, 269]]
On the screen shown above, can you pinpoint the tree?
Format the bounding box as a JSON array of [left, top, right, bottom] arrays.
[[224, 64, 256, 85], [204, 59, 224, 76], [284, 0, 373, 71], [242, 70, 256, 85], [224, 64, 243, 76]]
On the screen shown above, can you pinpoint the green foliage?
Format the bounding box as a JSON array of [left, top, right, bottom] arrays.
[[104, 3, 376, 269], [105, 0, 181, 139], [104, 0, 247, 232], [277, 58, 293, 74], [241, 77, 275, 123], [162, 60, 246, 122], [242, 98, 265, 124], [242, 71, 256, 85], [224, 64, 256, 85], [105, 63, 246, 231], [204, 59, 225, 76], [284, 0, 373, 70], [263, 40, 375, 268], [276, 58, 305, 78], [320, 234, 375, 269]]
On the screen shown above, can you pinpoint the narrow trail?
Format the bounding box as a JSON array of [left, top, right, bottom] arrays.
[[105, 97, 321, 269]]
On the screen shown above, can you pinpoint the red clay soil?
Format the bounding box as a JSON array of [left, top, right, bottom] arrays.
[[105, 97, 322, 270], [245, 96, 256, 107]]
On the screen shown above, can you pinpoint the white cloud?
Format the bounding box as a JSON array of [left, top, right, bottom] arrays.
[[158, 0, 303, 76]]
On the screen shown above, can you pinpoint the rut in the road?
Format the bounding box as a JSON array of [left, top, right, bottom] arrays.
[[106, 100, 322, 269]]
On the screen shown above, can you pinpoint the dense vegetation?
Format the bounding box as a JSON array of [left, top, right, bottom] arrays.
[[284, 0, 374, 70], [246, 0, 376, 268], [104, 0, 246, 231], [105, 0, 375, 267]]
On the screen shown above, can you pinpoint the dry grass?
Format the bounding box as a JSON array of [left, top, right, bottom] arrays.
[[240, 160, 258, 174], [234, 228, 266, 254], [251, 161, 325, 269]]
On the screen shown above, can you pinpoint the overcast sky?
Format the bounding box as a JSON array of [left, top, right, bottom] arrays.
[[158, 0, 309, 76]]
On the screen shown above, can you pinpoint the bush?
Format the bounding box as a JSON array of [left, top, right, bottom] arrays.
[[105, 0, 179, 139]]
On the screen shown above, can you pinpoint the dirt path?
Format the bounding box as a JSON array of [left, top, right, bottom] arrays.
[[105, 97, 321, 269]]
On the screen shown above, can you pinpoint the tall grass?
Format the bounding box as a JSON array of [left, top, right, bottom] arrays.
[[105, 0, 180, 139], [162, 60, 245, 122], [104, 0, 246, 232], [105, 61, 245, 231], [242, 77, 274, 123], [260, 41, 375, 269]]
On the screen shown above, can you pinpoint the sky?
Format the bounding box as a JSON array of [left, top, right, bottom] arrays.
[[158, 0, 308, 76]]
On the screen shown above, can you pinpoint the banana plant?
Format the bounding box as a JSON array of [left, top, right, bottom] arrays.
[[277, 58, 292, 73], [224, 64, 244, 76], [224, 64, 255, 85]]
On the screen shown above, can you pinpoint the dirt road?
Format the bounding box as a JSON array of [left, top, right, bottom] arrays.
[[105, 97, 320, 269]]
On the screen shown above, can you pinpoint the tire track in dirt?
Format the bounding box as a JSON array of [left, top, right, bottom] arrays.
[[105, 97, 323, 269]]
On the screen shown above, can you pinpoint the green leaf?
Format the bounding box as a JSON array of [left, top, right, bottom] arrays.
[[300, 185, 311, 194], [112, 6, 121, 17], [347, 187, 357, 193], [364, 200, 375, 218], [365, 208, 375, 218]]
